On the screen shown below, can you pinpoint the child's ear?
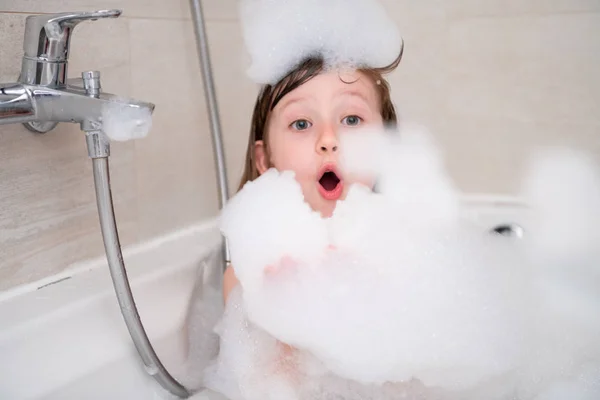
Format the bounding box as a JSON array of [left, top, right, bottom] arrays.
[[254, 140, 269, 174]]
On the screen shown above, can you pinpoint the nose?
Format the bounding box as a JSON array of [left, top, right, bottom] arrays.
[[316, 125, 338, 154]]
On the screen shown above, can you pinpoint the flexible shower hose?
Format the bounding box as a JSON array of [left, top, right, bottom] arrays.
[[88, 133, 190, 398]]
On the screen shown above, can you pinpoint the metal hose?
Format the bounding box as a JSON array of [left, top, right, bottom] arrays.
[[84, 1, 230, 395], [189, 0, 231, 267], [88, 132, 190, 398]]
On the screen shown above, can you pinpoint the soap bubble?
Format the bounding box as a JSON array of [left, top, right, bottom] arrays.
[[238, 0, 403, 84]]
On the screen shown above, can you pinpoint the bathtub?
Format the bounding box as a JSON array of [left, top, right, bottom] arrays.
[[0, 197, 528, 399]]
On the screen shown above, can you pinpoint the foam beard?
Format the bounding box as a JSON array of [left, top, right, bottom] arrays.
[[238, 0, 404, 85]]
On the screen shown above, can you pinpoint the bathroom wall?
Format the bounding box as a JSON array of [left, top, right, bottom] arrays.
[[1, 0, 599, 290]]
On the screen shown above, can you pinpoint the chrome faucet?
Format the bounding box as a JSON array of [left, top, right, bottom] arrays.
[[0, 9, 154, 139], [0, 9, 191, 398]]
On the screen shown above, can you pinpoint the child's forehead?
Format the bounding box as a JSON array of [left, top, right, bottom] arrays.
[[277, 70, 378, 108], [303, 70, 375, 93]]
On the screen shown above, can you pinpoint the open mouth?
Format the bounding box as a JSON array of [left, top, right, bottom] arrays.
[[317, 166, 343, 201], [319, 171, 341, 191]]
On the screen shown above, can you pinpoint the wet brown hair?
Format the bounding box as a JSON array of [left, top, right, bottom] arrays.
[[238, 51, 403, 191]]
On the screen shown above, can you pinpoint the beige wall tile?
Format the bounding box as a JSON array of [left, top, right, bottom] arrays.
[[68, 17, 131, 94], [0, 13, 26, 83], [200, 0, 240, 21], [0, 124, 137, 290], [205, 20, 259, 195], [0, 12, 137, 290], [435, 13, 600, 193], [0, 0, 124, 14], [380, 0, 447, 19], [444, 13, 600, 125], [379, 8, 600, 194], [438, 117, 600, 194], [446, 0, 600, 19], [0, 0, 239, 20], [129, 17, 257, 242], [129, 18, 219, 241], [381, 2, 448, 126]]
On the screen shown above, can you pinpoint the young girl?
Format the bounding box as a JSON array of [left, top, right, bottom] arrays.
[[222, 54, 402, 304]]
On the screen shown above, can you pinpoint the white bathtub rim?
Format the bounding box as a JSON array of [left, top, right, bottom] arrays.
[[0, 218, 221, 303], [0, 217, 221, 341], [0, 218, 221, 399]]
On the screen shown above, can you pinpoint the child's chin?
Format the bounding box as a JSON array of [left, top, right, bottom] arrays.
[[319, 201, 338, 219], [307, 199, 335, 218], [321, 210, 334, 219]]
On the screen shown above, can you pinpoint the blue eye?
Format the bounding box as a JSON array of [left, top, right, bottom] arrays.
[[342, 115, 362, 126], [290, 119, 312, 131]]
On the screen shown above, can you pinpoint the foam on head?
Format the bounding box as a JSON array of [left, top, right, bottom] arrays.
[[239, 0, 403, 84], [204, 124, 600, 399]]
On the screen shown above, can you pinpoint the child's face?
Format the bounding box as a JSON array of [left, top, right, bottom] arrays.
[[254, 70, 383, 218]]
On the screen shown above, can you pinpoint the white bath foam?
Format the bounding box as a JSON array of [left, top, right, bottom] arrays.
[[206, 287, 449, 400], [101, 100, 153, 141], [208, 126, 600, 399], [238, 0, 403, 84], [521, 147, 600, 260], [219, 168, 329, 294], [531, 362, 600, 400], [215, 127, 527, 393], [338, 124, 460, 226], [516, 146, 600, 396], [245, 222, 527, 388], [203, 287, 301, 400], [514, 254, 600, 400]]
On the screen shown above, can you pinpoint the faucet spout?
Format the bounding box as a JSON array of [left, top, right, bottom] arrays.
[[0, 83, 37, 125], [0, 80, 155, 131], [39, 81, 155, 124]]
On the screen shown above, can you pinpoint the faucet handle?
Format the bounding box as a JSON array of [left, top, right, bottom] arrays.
[[23, 9, 122, 62]]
